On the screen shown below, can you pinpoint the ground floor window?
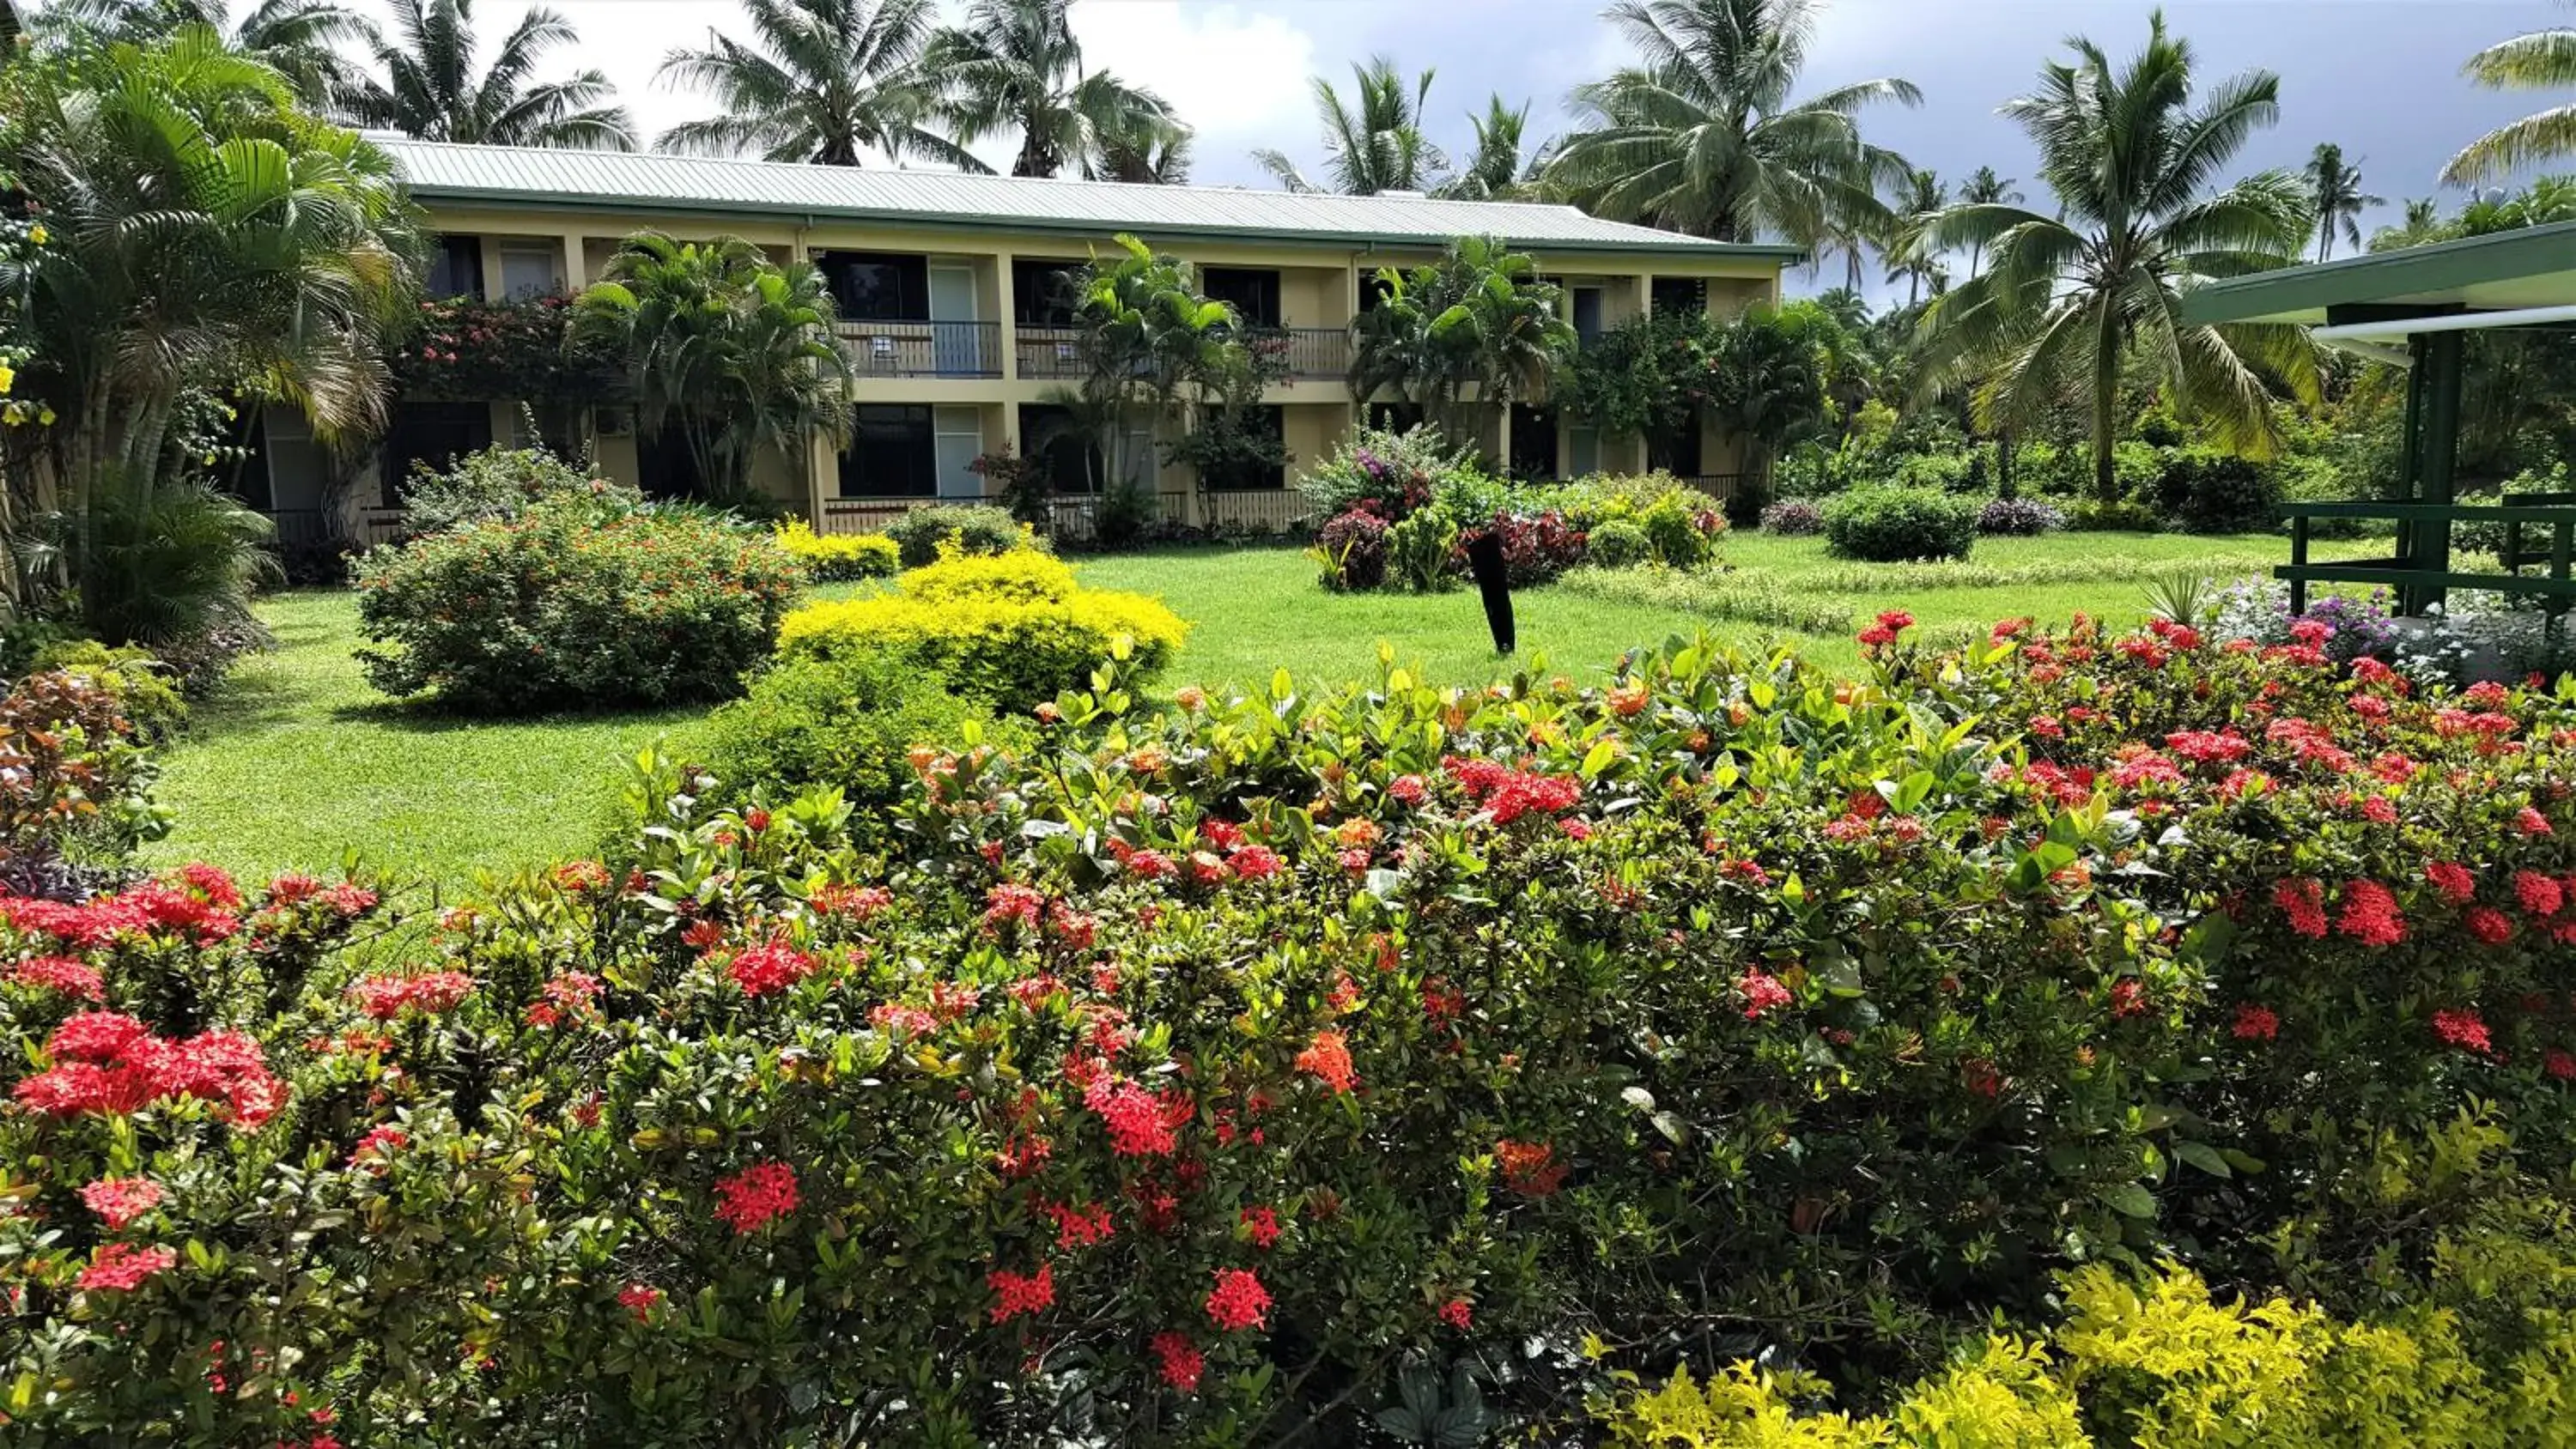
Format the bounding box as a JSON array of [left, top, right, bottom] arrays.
[[1200, 405, 1285, 491], [1020, 403, 1103, 494], [1510, 404, 1559, 481], [1647, 424, 1703, 477], [382, 402, 494, 505], [840, 405, 936, 497]]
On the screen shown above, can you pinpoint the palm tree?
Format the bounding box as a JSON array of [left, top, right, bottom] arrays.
[[1346, 237, 1571, 453], [2303, 143, 2383, 261], [571, 234, 854, 500], [1092, 125, 1192, 185], [928, 0, 1183, 180], [655, 0, 976, 167], [31, 0, 374, 107], [0, 25, 419, 634], [1437, 94, 1540, 200], [1545, 0, 1920, 246], [2442, 3, 2576, 185], [1917, 13, 2318, 504], [2369, 197, 2449, 252], [1255, 57, 1449, 195], [346, 0, 635, 149], [1954, 166, 2022, 277], [1885, 167, 1948, 306]]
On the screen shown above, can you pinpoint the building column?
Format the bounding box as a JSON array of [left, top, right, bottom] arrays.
[[560, 233, 588, 292], [993, 252, 1019, 385]]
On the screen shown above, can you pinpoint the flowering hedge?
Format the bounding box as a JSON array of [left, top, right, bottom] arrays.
[[5, 615, 2576, 1441]]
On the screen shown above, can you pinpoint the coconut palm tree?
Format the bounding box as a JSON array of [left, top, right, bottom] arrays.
[[2369, 197, 2449, 252], [2303, 143, 2383, 261], [0, 24, 419, 634], [655, 0, 976, 167], [345, 0, 635, 149], [1255, 57, 1449, 196], [927, 0, 1183, 180], [1346, 237, 1571, 453], [1954, 165, 2022, 277], [1437, 94, 1542, 200], [1544, 0, 1920, 246], [2442, 3, 2576, 185], [1884, 167, 1948, 306], [1917, 13, 2318, 504], [1092, 124, 1192, 185], [571, 234, 855, 500], [31, 0, 374, 107]]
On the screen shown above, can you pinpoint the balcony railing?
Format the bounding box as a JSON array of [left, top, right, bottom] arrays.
[[1200, 488, 1315, 536], [839, 320, 1002, 378], [1016, 324, 1087, 379], [260, 506, 410, 549], [1246, 326, 1350, 382]]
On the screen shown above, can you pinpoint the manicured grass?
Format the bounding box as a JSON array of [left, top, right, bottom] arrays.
[[141, 592, 699, 896], [147, 528, 2342, 888]]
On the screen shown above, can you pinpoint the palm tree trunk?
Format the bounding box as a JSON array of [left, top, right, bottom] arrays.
[[2091, 298, 2122, 505]]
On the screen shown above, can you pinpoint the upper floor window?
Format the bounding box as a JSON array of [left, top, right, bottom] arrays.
[[1571, 287, 1605, 341], [819, 252, 928, 321], [425, 236, 483, 299], [1202, 268, 1280, 327], [1013, 259, 1084, 326], [498, 244, 561, 300]]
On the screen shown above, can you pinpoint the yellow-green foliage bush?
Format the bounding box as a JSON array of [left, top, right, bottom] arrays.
[[1601, 1265, 2576, 1448], [772, 519, 898, 581], [775, 548, 1185, 708]]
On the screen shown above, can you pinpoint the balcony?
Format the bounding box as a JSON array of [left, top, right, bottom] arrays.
[[1247, 326, 1350, 382], [838, 320, 1001, 378], [1016, 324, 1087, 379]]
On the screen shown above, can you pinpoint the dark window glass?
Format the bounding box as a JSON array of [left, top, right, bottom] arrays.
[[1206, 406, 1286, 491], [1358, 272, 1398, 312], [1019, 404, 1103, 494], [1651, 276, 1706, 317], [840, 404, 935, 496], [1510, 404, 1558, 481], [383, 402, 493, 506], [1571, 287, 1604, 341], [425, 236, 483, 299], [1202, 267, 1281, 326], [1647, 424, 1704, 477], [1012, 259, 1084, 326], [1365, 401, 1422, 433], [820, 252, 928, 321]]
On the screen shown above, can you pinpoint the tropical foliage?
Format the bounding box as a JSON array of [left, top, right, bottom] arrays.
[[1917, 14, 2319, 502], [1255, 55, 1449, 195], [1346, 237, 1571, 455], [928, 0, 1184, 180], [343, 0, 635, 149], [570, 233, 854, 500], [1062, 235, 1280, 494], [29, 0, 374, 106], [2442, 2, 2576, 185], [654, 0, 981, 168], [1546, 0, 1920, 248]]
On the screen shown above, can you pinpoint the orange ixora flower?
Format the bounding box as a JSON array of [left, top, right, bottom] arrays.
[[1293, 1030, 1356, 1094]]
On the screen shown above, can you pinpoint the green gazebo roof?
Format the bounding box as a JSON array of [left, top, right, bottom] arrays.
[[2183, 219, 2576, 330]]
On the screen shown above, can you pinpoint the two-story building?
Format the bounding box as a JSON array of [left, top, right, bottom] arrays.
[[245, 138, 1801, 544]]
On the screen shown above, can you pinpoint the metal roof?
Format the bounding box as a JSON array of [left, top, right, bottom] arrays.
[[375, 138, 1804, 262], [2182, 219, 2576, 328]]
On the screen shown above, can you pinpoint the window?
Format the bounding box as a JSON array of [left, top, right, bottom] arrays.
[[839, 405, 935, 496], [1647, 424, 1704, 477], [1021, 403, 1103, 494], [499, 245, 560, 300], [1202, 268, 1281, 327], [1571, 287, 1605, 341], [382, 403, 494, 506], [1204, 406, 1285, 491], [425, 236, 483, 299], [1651, 277, 1706, 317], [1509, 405, 1558, 481], [819, 252, 928, 321], [1358, 272, 1399, 312], [1012, 259, 1084, 325]]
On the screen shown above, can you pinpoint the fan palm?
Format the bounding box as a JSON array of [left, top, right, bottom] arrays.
[[1954, 165, 2022, 276], [31, 0, 374, 107], [1437, 94, 1540, 200], [1255, 57, 1449, 195], [928, 0, 1182, 179], [571, 234, 854, 499], [1545, 0, 1920, 246], [0, 25, 419, 635], [2303, 143, 2383, 261], [1917, 13, 2318, 504], [345, 0, 635, 149], [2442, 3, 2576, 185], [657, 0, 973, 167]]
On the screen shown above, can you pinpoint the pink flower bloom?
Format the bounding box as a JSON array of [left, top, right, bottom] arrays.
[[77, 1242, 176, 1293], [78, 1176, 164, 1229]]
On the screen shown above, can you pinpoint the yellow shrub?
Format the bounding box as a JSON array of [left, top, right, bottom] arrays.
[[1601, 1363, 1890, 1447], [773, 519, 898, 581], [776, 587, 1186, 708], [897, 546, 1079, 605], [1890, 1337, 2090, 1449]]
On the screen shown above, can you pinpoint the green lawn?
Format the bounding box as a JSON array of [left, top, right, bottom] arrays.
[[145, 530, 2338, 889]]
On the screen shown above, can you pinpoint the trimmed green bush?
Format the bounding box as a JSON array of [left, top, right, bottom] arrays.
[[397, 443, 617, 537], [1821, 485, 1979, 561], [881, 504, 1034, 568], [2153, 449, 2281, 534], [1586, 516, 1654, 569], [694, 651, 1013, 828], [354, 494, 802, 712]]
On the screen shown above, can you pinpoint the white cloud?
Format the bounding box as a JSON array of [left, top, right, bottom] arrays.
[[1067, 1, 1318, 183]]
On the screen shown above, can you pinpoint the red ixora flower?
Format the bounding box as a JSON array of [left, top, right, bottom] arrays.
[[2516, 870, 2566, 919], [2272, 879, 2329, 939], [1240, 1205, 1281, 1249], [1204, 1268, 1272, 1332], [2426, 861, 2477, 905], [617, 1282, 664, 1321], [8, 955, 104, 1001], [2467, 906, 2514, 945], [2547, 1051, 2576, 1082], [1496, 1138, 1567, 1197], [77, 1241, 176, 1293], [79, 1175, 164, 1229], [987, 1263, 1054, 1325], [726, 939, 816, 997], [2230, 1003, 2280, 1042], [347, 1125, 409, 1171], [1737, 969, 1793, 1021], [1437, 1297, 1473, 1331], [1293, 1029, 1358, 1093], [712, 1161, 799, 1234], [346, 971, 476, 1020], [2431, 1009, 2494, 1056], [2336, 880, 2406, 949], [1151, 1331, 1205, 1392]]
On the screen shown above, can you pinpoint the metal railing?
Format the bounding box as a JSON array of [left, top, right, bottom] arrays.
[[1673, 473, 1747, 504], [1199, 488, 1315, 536], [1246, 326, 1350, 382], [260, 506, 409, 549], [1015, 325, 1087, 379], [838, 320, 1002, 378], [816, 495, 975, 536], [2281, 500, 2576, 617]]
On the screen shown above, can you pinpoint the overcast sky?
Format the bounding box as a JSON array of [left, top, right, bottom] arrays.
[[331, 0, 2568, 294]]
